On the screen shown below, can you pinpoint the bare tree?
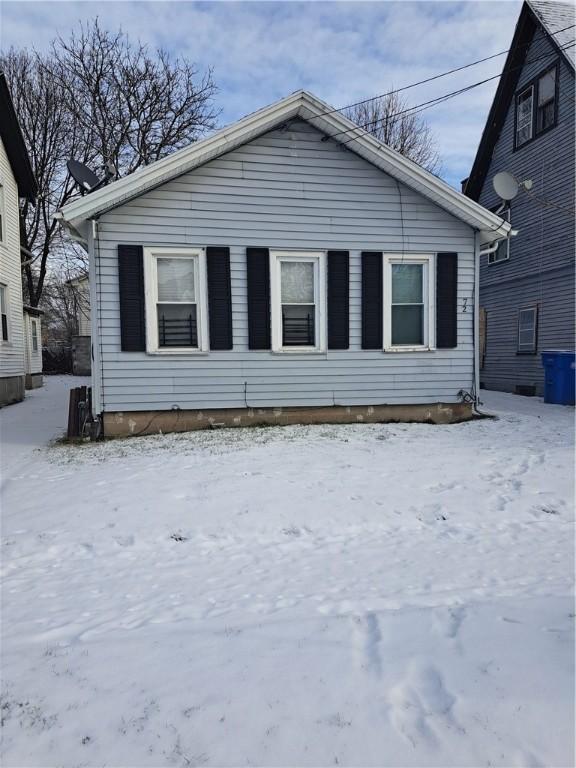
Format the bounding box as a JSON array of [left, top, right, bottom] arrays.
[[344, 92, 440, 173], [1, 19, 218, 306]]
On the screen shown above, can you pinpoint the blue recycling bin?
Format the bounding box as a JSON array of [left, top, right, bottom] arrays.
[[541, 351, 575, 405]]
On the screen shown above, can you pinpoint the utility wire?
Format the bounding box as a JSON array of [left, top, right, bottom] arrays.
[[327, 41, 575, 144], [312, 23, 576, 120]]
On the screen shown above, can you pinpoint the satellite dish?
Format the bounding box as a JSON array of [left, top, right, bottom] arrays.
[[67, 159, 116, 195], [493, 171, 519, 201]]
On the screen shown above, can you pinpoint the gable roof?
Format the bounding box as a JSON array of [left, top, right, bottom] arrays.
[[464, 0, 575, 201], [57, 90, 510, 245], [529, 0, 575, 68], [0, 73, 37, 202]]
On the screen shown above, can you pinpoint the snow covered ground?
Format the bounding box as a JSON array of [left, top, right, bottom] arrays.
[[1, 376, 574, 767]]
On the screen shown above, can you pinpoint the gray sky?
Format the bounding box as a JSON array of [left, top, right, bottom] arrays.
[[0, 1, 523, 187]]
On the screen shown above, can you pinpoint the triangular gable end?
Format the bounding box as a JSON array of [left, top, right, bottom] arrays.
[[465, 0, 575, 201], [58, 90, 510, 244]]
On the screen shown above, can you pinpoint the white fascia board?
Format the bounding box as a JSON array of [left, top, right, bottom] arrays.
[[58, 89, 511, 243]]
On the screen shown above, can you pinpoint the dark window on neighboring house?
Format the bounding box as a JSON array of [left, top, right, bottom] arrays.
[[0, 283, 8, 341], [31, 319, 39, 352], [515, 63, 558, 149], [536, 67, 557, 133], [488, 205, 511, 264], [518, 307, 538, 354]]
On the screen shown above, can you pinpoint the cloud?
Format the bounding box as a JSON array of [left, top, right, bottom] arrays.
[[0, 0, 522, 186]]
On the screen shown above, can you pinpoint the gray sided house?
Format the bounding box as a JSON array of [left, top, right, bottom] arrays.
[[58, 91, 510, 437], [465, 0, 575, 396]]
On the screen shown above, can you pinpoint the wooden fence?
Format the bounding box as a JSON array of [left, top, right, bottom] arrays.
[[67, 385, 92, 439]]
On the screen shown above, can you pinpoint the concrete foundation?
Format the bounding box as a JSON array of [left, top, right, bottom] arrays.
[[103, 402, 475, 438], [0, 375, 25, 407], [25, 373, 43, 390]]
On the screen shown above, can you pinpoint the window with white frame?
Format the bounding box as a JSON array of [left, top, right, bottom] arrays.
[[270, 251, 326, 352], [384, 254, 435, 350], [144, 248, 208, 353], [518, 307, 538, 354], [516, 85, 534, 147], [31, 319, 39, 352], [488, 206, 511, 264], [0, 283, 8, 342]]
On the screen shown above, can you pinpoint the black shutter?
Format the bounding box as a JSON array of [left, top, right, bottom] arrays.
[[246, 247, 270, 350], [436, 252, 458, 348], [118, 245, 146, 352], [327, 250, 349, 350], [361, 252, 383, 349], [207, 247, 233, 350]]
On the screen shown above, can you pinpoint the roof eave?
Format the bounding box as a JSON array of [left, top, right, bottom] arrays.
[[58, 89, 508, 239]]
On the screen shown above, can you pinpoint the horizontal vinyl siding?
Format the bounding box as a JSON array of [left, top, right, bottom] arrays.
[[480, 264, 575, 394], [477, 26, 575, 394], [96, 120, 476, 412], [0, 136, 25, 379]]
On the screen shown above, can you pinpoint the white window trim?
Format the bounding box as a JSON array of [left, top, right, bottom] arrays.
[[143, 246, 209, 355], [516, 84, 534, 146], [518, 306, 538, 354], [0, 282, 10, 345], [488, 208, 511, 264], [383, 253, 436, 353], [270, 250, 327, 354], [31, 319, 39, 352]]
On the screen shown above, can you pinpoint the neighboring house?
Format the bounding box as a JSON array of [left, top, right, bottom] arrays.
[[58, 90, 510, 437], [464, 0, 575, 396], [23, 305, 43, 388], [68, 274, 91, 375], [0, 72, 38, 406], [68, 274, 91, 336]]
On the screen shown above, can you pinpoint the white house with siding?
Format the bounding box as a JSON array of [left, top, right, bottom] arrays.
[[0, 72, 38, 406], [57, 90, 511, 437], [23, 305, 43, 389]]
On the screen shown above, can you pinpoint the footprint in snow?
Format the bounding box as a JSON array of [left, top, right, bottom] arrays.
[[388, 662, 460, 748], [350, 611, 382, 678], [434, 605, 466, 640]]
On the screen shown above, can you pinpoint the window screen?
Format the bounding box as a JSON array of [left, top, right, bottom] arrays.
[[280, 260, 316, 346], [391, 263, 424, 345], [156, 257, 198, 348]]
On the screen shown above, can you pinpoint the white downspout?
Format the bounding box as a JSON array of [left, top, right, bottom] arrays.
[[474, 231, 481, 407], [87, 220, 102, 415]]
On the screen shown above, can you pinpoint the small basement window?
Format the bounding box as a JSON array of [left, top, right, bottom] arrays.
[[0, 283, 8, 342], [144, 248, 208, 353], [383, 254, 435, 350], [271, 251, 326, 352], [518, 307, 538, 354]]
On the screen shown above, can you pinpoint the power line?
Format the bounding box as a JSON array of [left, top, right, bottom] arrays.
[[313, 23, 576, 120], [326, 41, 575, 145]]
